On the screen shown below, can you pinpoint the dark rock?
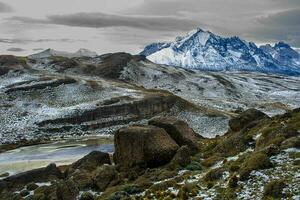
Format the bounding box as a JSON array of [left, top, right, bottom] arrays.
[[229, 109, 269, 131], [67, 151, 111, 175], [168, 145, 191, 170], [2, 163, 63, 191], [114, 125, 179, 170], [149, 117, 201, 153], [93, 165, 120, 191]]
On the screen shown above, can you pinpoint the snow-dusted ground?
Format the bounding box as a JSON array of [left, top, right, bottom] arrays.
[[237, 149, 300, 200], [0, 68, 146, 144], [1, 55, 300, 144], [131, 147, 300, 200], [121, 60, 300, 116]]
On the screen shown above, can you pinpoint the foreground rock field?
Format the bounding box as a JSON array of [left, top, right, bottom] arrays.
[[0, 108, 299, 200]]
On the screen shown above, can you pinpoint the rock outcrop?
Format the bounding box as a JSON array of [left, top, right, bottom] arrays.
[[66, 151, 111, 175], [149, 117, 201, 153], [114, 125, 179, 170], [38, 93, 177, 131], [229, 108, 269, 131], [0, 55, 27, 75], [0, 163, 63, 192]]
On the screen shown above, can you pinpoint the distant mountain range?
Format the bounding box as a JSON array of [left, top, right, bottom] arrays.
[[141, 28, 300, 75], [29, 48, 98, 59]]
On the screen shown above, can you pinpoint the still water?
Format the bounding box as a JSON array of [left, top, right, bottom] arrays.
[[0, 136, 114, 176]]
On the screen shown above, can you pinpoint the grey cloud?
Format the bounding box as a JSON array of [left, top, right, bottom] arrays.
[[123, 0, 300, 47], [0, 38, 86, 44], [7, 47, 25, 52], [0, 2, 13, 13], [257, 9, 300, 27], [124, 0, 300, 16], [8, 16, 47, 24], [8, 12, 199, 32], [33, 48, 45, 51], [251, 9, 300, 46]]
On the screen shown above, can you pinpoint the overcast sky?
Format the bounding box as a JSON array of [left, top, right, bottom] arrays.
[[0, 0, 299, 56]]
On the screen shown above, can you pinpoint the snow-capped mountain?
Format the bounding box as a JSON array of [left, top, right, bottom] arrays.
[[29, 48, 98, 59], [141, 28, 300, 75]]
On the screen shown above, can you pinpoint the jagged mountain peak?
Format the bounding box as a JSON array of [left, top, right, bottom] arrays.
[[141, 28, 300, 75], [275, 41, 291, 49]]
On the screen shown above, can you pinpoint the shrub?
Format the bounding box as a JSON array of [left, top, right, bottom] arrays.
[[185, 161, 202, 171], [123, 184, 143, 195], [263, 180, 286, 198], [204, 168, 225, 182], [239, 153, 273, 180], [228, 175, 238, 188]]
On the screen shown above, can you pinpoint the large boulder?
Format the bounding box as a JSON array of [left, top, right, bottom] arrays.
[[114, 125, 179, 170], [229, 109, 269, 131], [67, 151, 111, 175], [149, 117, 201, 153]]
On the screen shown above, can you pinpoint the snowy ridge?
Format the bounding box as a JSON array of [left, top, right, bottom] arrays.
[[141, 28, 300, 75]]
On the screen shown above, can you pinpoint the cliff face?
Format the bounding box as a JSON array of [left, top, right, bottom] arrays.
[[38, 92, 177, 130]]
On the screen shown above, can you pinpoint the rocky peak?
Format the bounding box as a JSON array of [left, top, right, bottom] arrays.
[[141, 27, 300, 75]]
